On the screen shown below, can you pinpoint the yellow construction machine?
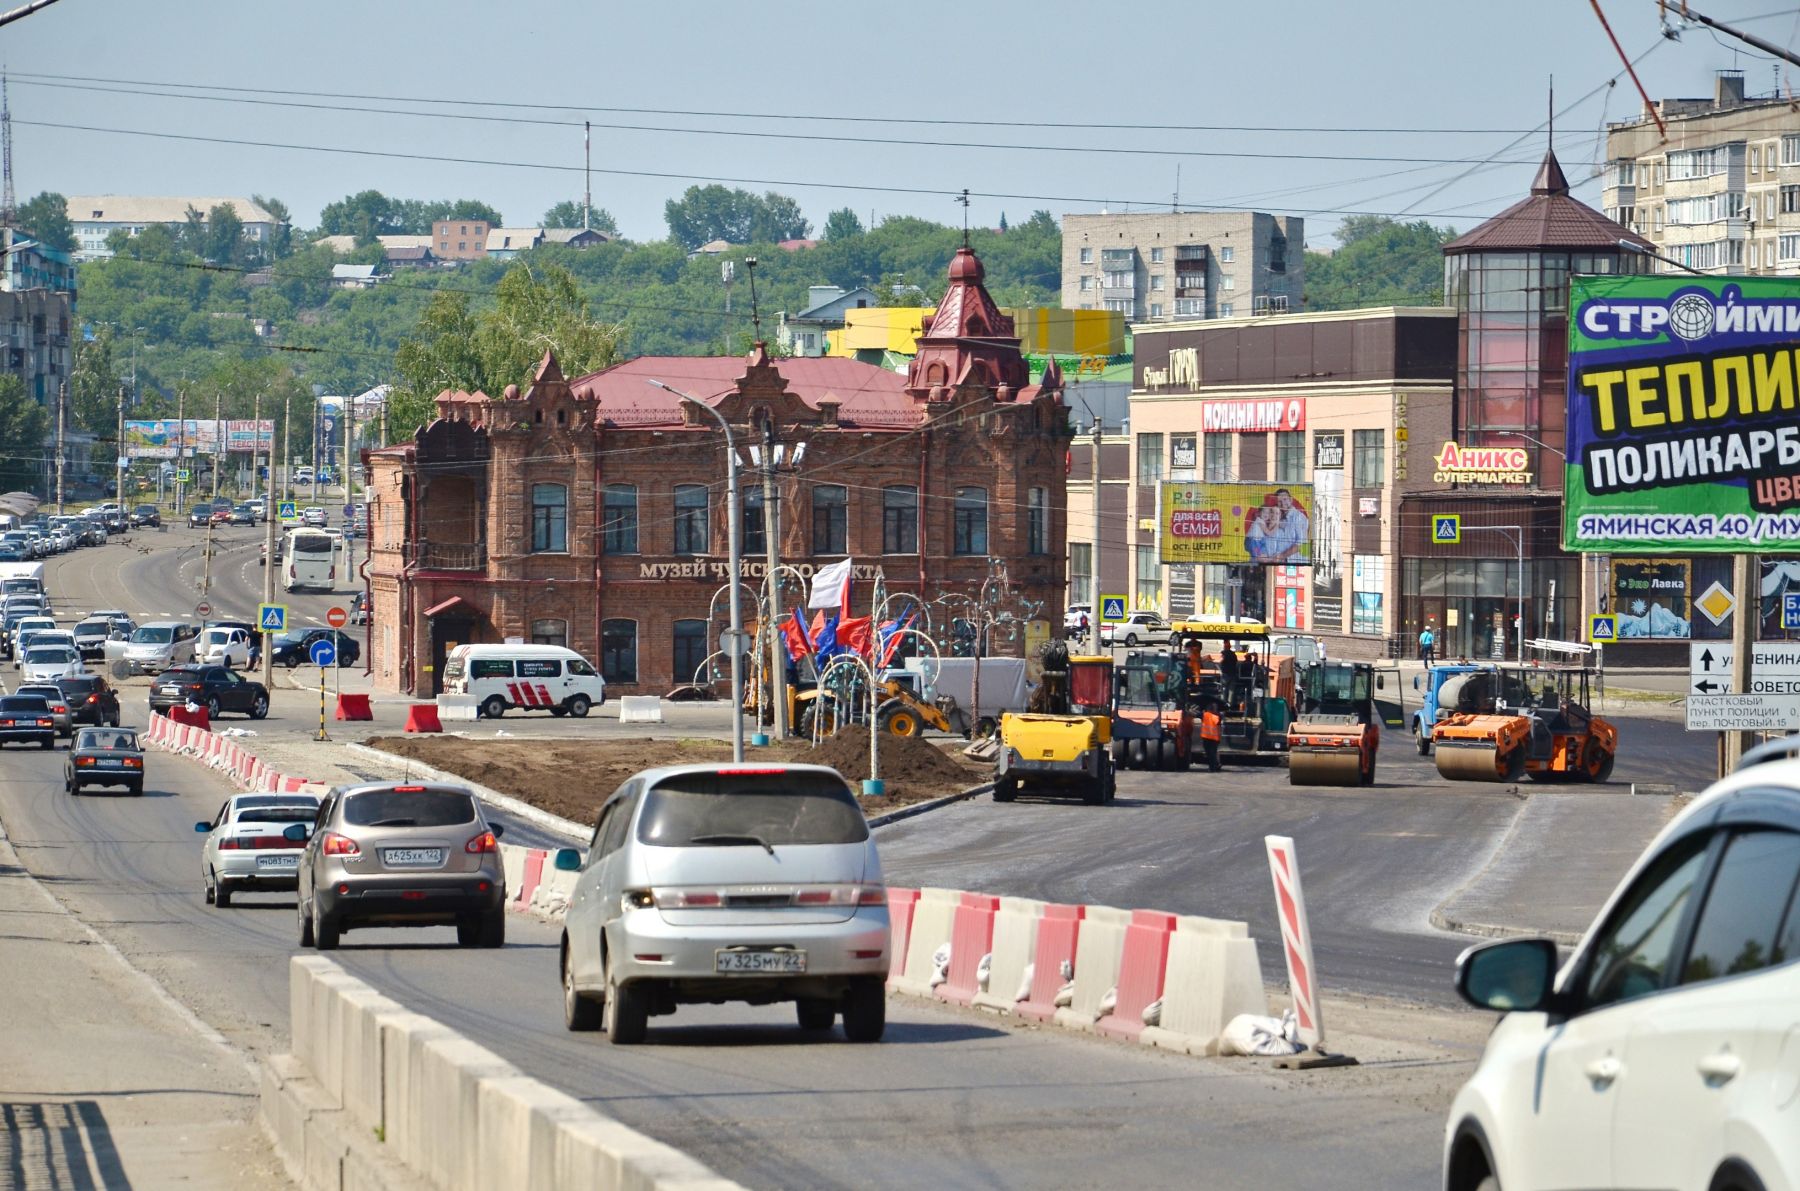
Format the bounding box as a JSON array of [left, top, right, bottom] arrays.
[[1287, 661, 1380, 786], [994, 643, 1115, 805], [1432, 655, 1617, 783]]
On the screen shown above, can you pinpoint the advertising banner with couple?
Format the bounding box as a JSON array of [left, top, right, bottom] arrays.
[[1158, 482, 1314, 565]]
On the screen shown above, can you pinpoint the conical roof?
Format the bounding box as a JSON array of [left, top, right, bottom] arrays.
[[1444, 149, 1652, 255]]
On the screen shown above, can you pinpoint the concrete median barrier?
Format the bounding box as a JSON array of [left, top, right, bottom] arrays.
[[1016, 903, 1084, 1022], [935, 893, 999, 1007], [1053, 904, 1131, 1033], [266, 957, 745, 1191], [971, 896, 1044, 1014], [1094, 911, 1176, 1042], [618, 695, 663, 724], [891, 886, 959, 997], [885, 887, 919, 983], [1139, 916, 1267, 1056]]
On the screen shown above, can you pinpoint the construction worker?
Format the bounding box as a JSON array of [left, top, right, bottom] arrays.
[[1199, 699, 1223, 772]]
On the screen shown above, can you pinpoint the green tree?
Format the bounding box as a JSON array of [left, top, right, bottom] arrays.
[[823, 207, 864, 242], [664, 184, 758, 249], [389, 264, 626, 435], [409, 199, 503, 229], [15, 191, 74, 253], [205, 203, 245, 267], [748, 192, 810, 243], [1304, 216, 1456, 310], [0, 373, 48, 494], [69, 329, 125, 438], [253, 194, 294, 260], [317, 190, 406, 240], [541, 200, 619, 234]]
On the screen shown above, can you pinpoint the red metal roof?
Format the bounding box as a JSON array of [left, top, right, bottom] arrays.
[[569, 354, 920, 431], [1444, 150, 1652, 255]]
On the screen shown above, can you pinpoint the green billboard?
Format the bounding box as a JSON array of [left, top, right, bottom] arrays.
[[1565, 274, 1800, 554]]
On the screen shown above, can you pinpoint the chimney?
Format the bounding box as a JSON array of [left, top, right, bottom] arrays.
[[817, 400, 840, 427], [1715, 69, 1746, 108]]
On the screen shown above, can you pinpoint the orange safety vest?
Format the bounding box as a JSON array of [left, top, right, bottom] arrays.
[[1199, 711, 1222, 742]]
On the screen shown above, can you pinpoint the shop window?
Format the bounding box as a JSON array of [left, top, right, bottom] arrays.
[[1028, 487, 1050, 555], [673, 484, 709, 555], [531, 483, 567, 553], [953, 487, 988, 556], [743, 488, 765, 554], [1353, 430, 1385, 488], [812, 484, 848, 555], [600, 618, 637, 684], [672, 619, 710, 685], [602, 484, 638, 554], [1204, 435, 1233, 482], [530, 618, 568, 648], [882, 485, 917, 554]]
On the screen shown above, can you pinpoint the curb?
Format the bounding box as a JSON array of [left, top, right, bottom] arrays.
[[343, 742, 589, 842], [1427, 908, 1582, 948], [869, 782, 992, 829]]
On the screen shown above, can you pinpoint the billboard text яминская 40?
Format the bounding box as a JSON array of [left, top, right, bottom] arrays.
[[1565, 275, 1800, 553]]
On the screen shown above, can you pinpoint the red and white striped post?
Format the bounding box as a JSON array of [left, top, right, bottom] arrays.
[[1265, 834, 1355, 1066]]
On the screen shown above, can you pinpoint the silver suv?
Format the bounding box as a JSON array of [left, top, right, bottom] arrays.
[[555, 763, 889, 1044], [123, 621, 199, 675], [293, 782, 507, 950]]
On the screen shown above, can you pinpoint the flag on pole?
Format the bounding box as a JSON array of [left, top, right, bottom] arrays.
[[811, 612, 841, 662], [877, 608, 915, 666], [780, 609, 812, 662], [836, 615, 873, 659], [808, 557, 855, 610]]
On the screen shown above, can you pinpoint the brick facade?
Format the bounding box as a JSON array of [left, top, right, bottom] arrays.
[[368, 247, 1070, 697]]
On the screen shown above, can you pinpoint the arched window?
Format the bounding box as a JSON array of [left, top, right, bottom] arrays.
[[1028, 486, 1049, 555], [953, 487, 988, 556], [673, 485, 709, 555], [531, 484, 567, 553], [601, 618, 637, 683], [672, 619, 709, 685]]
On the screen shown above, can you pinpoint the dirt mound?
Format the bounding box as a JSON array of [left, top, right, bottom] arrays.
[[806, 725, 974, 788]]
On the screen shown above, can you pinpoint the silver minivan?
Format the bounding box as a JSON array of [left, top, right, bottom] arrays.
[[556, 764, 890, 1044], [123, 621, 199, 675]]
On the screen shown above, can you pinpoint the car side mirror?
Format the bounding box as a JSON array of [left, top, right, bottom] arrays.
[[553, 848, 582, 872], [194, 821, 211, 833], [492, 823, 505, 839], [282, 823, 308, 842], [1455, 937, 1558, 1014]]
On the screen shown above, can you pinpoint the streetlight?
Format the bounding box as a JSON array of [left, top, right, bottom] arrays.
[[647, 378, 745, 761]]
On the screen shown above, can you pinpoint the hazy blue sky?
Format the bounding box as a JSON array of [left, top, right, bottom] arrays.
[[8, 0, 1800, 245]]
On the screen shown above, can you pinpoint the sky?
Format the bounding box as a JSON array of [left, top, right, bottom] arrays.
[[8, 0, 1800, 247]]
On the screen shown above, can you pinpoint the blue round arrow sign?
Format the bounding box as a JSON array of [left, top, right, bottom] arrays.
[[309, 638, 337, 667]]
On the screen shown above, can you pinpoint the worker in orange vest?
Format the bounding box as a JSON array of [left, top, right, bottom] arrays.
[[1198, 700, 1223, 772]]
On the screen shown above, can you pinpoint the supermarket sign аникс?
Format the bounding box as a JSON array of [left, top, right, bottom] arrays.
[[1563, 275, 1800, 553]]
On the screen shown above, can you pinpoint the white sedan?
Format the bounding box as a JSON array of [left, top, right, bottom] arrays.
[[20, 645, 84, 683], [1098, 611, 1173, 648], [300, 506, 327, 527], [195, 792, 321, 907]]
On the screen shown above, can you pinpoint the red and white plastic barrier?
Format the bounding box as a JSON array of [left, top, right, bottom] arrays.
[[142, 712, 321, 798], [1264, 834, 1324, 1050]]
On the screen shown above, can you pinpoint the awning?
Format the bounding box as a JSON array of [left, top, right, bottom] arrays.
[[423, 596, 465, 617]]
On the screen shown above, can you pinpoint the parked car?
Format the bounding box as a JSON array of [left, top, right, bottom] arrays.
[[1442, 743, 1800, 1191], [198, 625, 254, 668], [65, 726, 144, 795], [131, 504, 161, 527], [294, 781, 506, 950], [269, 628, 359, 669], [15, 682, 73, 736], [188, 503, 215, 528], [441, 643, 604, 718], [147, 665, 269, 720], [0, 693, 56, 749], [57, 673, 121, 728], [20, 644, 84, 683], [556, 763, 889, 1043], [300, 506, 327, 528], [195, 792, 321, 906], [1098, 611, 1173, 648]]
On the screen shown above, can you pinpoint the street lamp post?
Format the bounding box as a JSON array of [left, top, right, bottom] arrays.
[[648, 379, 744, 762]]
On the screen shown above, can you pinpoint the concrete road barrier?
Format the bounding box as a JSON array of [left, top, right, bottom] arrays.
[[437, 694, 479, 722], [971, 896, 1044, 1014], [1094, 911, 1176, 1042], [267, 956, 744, 1191], [1016, 903, 1084, 1022], [886, 888, 920, 983], [891, 886, 959, 997], [1053, 904, 1131, 1033], [935, 893, 999, 1007], [1139, 915, 1267, 1056], [618, 695, 663, 724]]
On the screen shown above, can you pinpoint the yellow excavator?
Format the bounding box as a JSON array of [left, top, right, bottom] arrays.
[[994, 642, 1115, 805]]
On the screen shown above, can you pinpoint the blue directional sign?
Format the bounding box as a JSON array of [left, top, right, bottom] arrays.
[[1432, 514, 1462, 545], [1589, 613, 1617, 644], [1786, 593, 1800, 631], [308, 637, 337, 667], [258, 603, 288, 633]]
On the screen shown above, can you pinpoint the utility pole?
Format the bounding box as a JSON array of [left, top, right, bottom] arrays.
[[583, 120, 592, 232], [763, 417, 787, 738], [281, 386, 292, 505], [54, 380, 65, 513], [344, 389, 356, 573], [174, 387, 186, 513], [115, 385, 125, 510], [1092, 417, 1104, 630], [262, 396, 280, 689], [203, 388, 221, 599]]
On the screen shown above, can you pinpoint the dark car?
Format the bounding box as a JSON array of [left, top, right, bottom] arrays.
[[65, 726, 144, 795], [147, 665, 270, 719], [270, 628, 360, 669], [229, 503, 255, 526], [58, 674, 121, 728], [0, 694, 55, 749], [76, 517, 107, 545], [132, 504, 161, 528], [188, 503, 215, 528]]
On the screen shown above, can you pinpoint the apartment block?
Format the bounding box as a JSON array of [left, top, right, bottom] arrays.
[[1060, 211, 1304, 322], [1602, 69, 1800, 275], [432, 219, 492, 261]]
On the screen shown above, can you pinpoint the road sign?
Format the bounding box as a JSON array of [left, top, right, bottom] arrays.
[[1693, 580, 1736, 626], [1099, 594, 1127, 623], [1686, 693, 1800, 732], [342, 504, 355, 519], [177, 468, 191, 483], [278, 500, 299, 523], [1432, 514, 1461, 545], [258, 603, 287, 633], [1589, 614, 1616, 643], [194, 601, 212, 618], [1689, 643, 1736, 695], [1786, 593, 1800, 631], [309, 638, 337, 667], [326, 606, 348, 629]]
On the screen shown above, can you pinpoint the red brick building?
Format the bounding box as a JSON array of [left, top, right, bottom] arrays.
[[367, 247, 1070, 696]]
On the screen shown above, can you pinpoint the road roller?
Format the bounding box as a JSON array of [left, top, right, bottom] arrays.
[[1432, 659, 1617, 783], [1288, 661, 1380, 785]]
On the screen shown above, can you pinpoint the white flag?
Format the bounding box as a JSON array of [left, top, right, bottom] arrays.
[[808, 557, 854, 610]]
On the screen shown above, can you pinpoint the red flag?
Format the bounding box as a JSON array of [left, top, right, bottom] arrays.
[[780, 609, 812, 662], [810, 609, 828, 647], [836, 615, 874, 659]]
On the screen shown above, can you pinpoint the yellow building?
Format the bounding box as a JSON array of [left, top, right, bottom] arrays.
[[829, 306, 1124, 362]]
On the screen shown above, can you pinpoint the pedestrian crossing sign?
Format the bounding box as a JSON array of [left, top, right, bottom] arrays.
[[1589, 613, 1617, 643], [278, 500, 299, 523], [258, 603, 288, 633], [1432, 514, 1461, 544], [1100, 595, 1127, 623]]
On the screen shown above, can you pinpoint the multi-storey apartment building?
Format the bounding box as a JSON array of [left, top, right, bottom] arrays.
[[1601, 69, 1800, 275], [65, 196, 283, 262], [1060, 211, 1304, 322]]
